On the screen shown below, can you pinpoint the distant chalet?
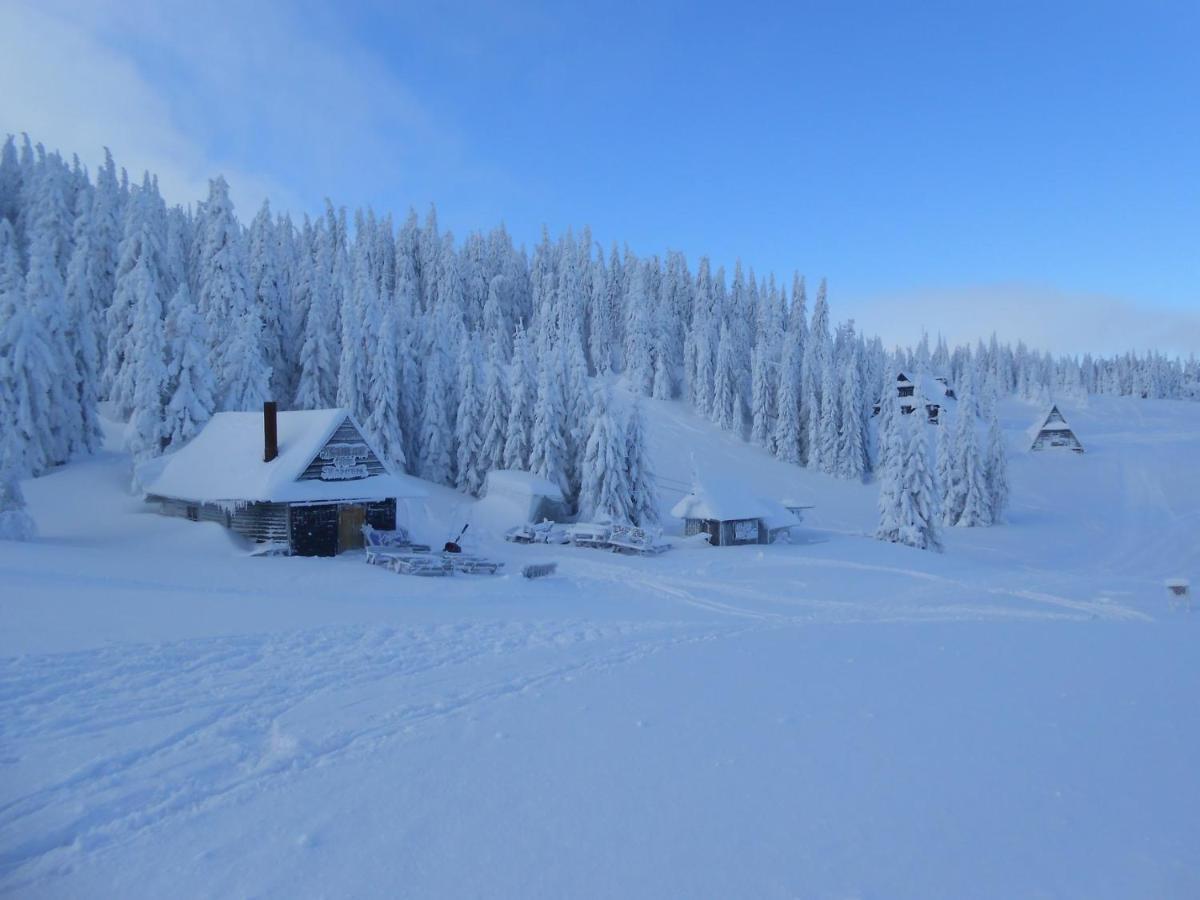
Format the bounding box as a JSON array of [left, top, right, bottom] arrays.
[[142, 404, 425, 556], [1028, 404, 1084, 453], [873, 372, 956, 424]]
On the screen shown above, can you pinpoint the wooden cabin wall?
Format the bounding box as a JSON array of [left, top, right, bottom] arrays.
[[230, 503, 290, 543]]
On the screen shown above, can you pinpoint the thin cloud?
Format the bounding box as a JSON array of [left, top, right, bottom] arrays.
[[844, 283, 1200, 357]]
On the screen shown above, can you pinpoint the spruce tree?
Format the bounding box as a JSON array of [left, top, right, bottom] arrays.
[[625, 398, 658, 526], [579, 387, 631, 523], [478, 337, 509, 474], [529, 354, 570, 499], [162, 282, 216, 449], [985, 410, 1009, 524], [455, 338, 485, 496], [503, 324, 535, 471]]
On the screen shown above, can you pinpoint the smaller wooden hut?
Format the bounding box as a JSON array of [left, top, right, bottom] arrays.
[[1029, 405, 1084, 453], [671, 479, 801, 546]]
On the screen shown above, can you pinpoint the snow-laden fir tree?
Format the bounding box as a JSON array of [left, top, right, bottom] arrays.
[[362, 296, 407, 473], [712, 321, 738, 433], [984, 409, 1009, 524], [23, 167, 76, 466], [61, 184, 103, 455], [816, 358, 839, 474], [417, 320, 456, 486], [952, 372, 990, 527], [294, 222, 339, 409], [195, 177, 249, 388], [0, 465, 36, 541], [503, 323, 535, 471], [835, 342, 868, 481], [774, 326, 804, 464], [0, 219, 59, 476], [624, 259, 655, 396], [935, 409, 960, 525], [455, 337, 486, 496], [804, 278, 831, 471], [123, 222, 170, 465], [750, 345, 774, 450], [578, 387, 632, 523], [625, 397, 658, 526], [249, 200, 289, 405], [477, 336, 509, 474], [529, 350, 571, 500], [161, 282, 216, 449], [876, 391, 941, 551]]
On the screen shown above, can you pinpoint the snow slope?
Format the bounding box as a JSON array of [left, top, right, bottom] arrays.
[[1, 397, 1198, 898]]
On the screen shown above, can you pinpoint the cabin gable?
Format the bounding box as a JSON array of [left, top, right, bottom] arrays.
[[298, 418, 388, 483]]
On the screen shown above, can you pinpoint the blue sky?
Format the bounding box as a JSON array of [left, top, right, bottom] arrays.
[[2, 0, 1197, 353]]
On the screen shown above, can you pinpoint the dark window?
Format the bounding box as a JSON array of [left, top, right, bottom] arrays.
[[186, 505, 199, 521]]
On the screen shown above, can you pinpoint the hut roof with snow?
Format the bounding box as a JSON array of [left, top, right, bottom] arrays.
[[1028, 405, 1084, 453]]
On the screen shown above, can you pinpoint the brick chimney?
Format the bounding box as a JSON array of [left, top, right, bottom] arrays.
[[263, 401, 278, 462]]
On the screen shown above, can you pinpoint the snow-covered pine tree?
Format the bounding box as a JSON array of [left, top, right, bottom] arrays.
[[455, 337, 486, 496], [952, 371, 989, 527], [712, 321, 737, 433], [587, 253, 614, 375], [750, 345, 774, 450], [61, 184, 103, 455], [417, 318, 456, 486], [503, 323, 535, 471], [162, 282, 216, 449], [22, 165, 75, 466], [294, 221, 339, 409], [123, 222, 169, 465], [477, 336, 509, 475], [804, 278, 830, 471], [625, 397, 658, 526], [816, 357, 839, 474], [935, 409, 961, 525], [835, 343, 868, 481], [774, 327, 804, 464], [249, 200, 289, 405], [529, 351, 571, 499], [578, 387, 632, 523], [362, 295, 407, 473], [624, 258, 655, 396], [0, 218, 58, 476], [984, 408, 1009, 524], [877, 399, 941, 551]]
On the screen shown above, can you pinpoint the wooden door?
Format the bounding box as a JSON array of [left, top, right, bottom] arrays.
[[338, 505, 366, 552]]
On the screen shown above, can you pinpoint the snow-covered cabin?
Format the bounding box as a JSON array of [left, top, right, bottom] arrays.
[[141, 404, 426, 556], [873, 372, 956, 424], [479, 470, 570, 524], [671, 479, 800, 546], [1028, 404, 1084, 453]]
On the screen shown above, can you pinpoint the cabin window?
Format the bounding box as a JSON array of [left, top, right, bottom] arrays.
[[733, 520, 758, 542], [186, 505, 199, 521], [898, 385, 915, 397]]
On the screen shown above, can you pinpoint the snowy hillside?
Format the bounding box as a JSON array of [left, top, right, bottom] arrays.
[[2, 395, 1198, 898]]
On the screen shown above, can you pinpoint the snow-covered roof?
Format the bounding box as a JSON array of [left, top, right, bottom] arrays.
[[670, 479, 797, 530], [483, 469, 565, 502], [141, 409, 426, 504]]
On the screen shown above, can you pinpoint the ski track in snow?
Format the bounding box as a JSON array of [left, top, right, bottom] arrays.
[[0, 618, 735, 889]]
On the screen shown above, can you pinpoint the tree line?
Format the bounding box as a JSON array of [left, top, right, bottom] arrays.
[[1, 134, 1196, 541]]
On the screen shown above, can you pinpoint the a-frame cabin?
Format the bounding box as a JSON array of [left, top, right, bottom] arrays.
[[1029, 405, 1084, 453], [142, 404, 426, 555]]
